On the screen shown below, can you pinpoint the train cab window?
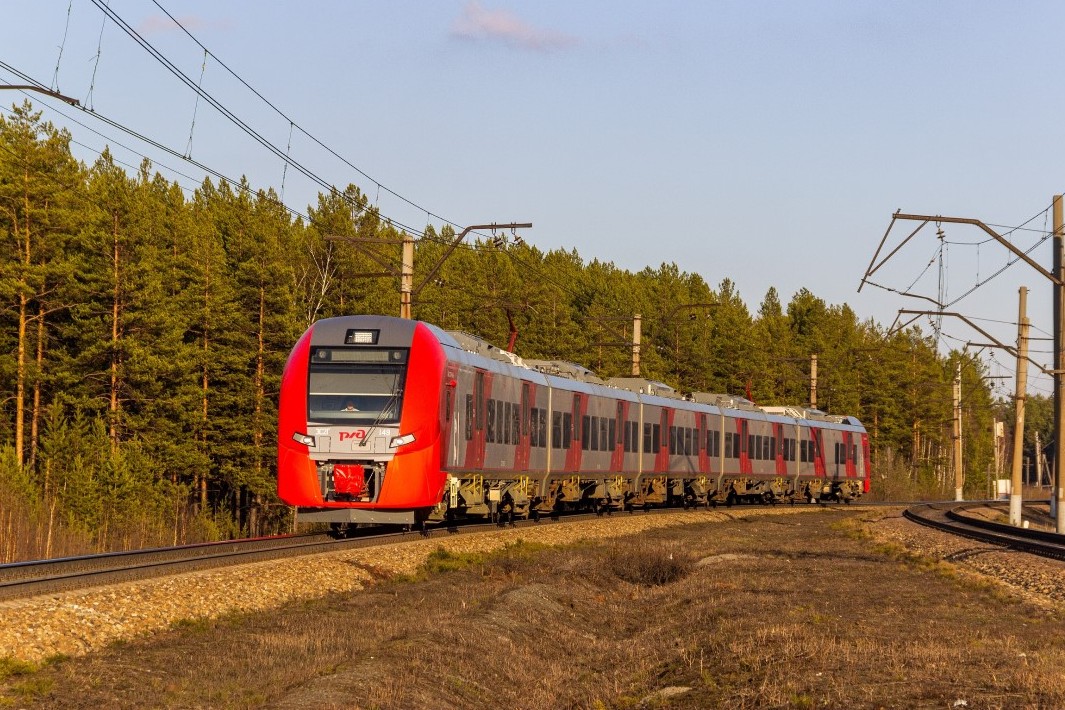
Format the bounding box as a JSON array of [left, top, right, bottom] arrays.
[[852, 444, 858, 463], [306, 347, 408, 425]]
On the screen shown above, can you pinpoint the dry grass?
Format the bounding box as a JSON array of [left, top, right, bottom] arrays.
[[6, 510, 1065, 708]]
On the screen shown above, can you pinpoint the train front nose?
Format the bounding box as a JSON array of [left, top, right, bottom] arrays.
[[278, 316, 448, 523]]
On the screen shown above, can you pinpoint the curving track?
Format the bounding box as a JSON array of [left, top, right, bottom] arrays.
[[904, 501, 1065, 561]]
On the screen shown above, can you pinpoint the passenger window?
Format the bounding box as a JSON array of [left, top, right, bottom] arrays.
[[465, 394, 473, 441]]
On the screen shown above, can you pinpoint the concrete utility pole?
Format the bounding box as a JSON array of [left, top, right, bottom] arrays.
[[399, 233, 414, 319], [809, 354, 818, 409], [632, 314, 642, 376], [1009, 286, 1029, 526], [1055, 196, 1065, 532], [953, 363, 964, 501]]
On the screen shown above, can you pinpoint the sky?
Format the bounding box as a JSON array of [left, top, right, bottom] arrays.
[[4, 0, 1065, 398]]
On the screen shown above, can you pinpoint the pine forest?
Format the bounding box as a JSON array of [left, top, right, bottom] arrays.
[[0, 103, 1040, 561]]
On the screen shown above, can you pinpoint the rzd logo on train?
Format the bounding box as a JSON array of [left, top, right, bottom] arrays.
[[339, 430, 367, 442]]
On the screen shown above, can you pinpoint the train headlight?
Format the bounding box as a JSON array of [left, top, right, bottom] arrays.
[[292, 432, 316, 447], [390, 433, 416, 448]]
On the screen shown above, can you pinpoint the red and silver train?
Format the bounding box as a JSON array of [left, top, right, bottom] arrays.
[[277, 315, 871, 527]]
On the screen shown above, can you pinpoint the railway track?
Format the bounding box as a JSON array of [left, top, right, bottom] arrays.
[[1, 500, 888, 602], [0, 510, 612, 601], [903, 501, 1065, 561], [0, 529, 417, 602]]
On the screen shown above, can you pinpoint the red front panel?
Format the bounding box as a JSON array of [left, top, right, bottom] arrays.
[[277, 327, 318, 505], [375, 322, 447, 508]]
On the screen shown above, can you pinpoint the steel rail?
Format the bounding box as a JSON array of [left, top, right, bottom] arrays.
[[0, 509, 616, 601], [2, 500, 885, 602], [903, 502, 1065, 562]]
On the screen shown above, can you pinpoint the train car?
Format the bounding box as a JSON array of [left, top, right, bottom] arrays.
[[277, 315, 871, 528]]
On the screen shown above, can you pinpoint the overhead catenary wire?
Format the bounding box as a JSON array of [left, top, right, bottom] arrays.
[[92, 0, 497, 245], [146, 0, 462, 235], [0, 73, 313, 222]]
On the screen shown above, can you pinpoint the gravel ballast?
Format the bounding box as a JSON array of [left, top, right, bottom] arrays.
[[1, 509, 787, 662], [4, 505, 1064, 664]]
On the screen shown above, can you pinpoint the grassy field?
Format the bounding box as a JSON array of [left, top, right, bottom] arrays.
[[4, 508, 1065, 708]]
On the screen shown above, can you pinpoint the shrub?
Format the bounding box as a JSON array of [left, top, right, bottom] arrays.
[[611, 542, 694, 586]]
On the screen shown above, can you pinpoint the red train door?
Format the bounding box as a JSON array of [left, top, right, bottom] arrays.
[[463, 369, 490, 469]]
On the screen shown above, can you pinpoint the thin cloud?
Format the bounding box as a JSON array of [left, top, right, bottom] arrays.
[[451, 2, 577, 52]]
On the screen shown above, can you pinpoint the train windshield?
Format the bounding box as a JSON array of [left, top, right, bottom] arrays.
[[306, 347, 408, 424]]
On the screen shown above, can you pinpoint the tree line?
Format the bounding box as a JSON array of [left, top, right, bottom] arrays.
[[0, 101, 1032, 560]]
